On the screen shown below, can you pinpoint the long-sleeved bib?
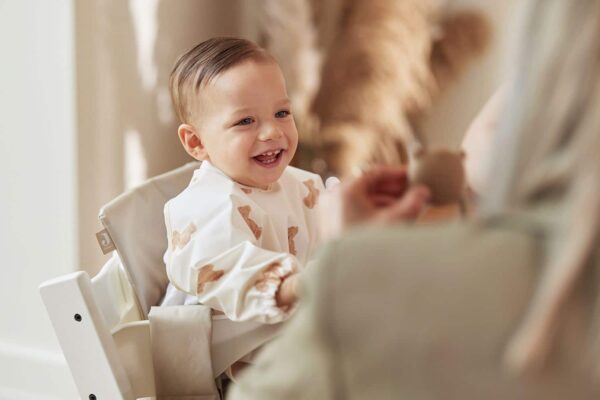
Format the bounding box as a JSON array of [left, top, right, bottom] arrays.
[[162, 161, 324, 323]]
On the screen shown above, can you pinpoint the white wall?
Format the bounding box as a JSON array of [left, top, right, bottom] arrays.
[[0, 0, 79, 398]]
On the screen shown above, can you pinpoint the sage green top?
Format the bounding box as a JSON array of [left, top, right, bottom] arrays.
[[229, 220, 599, 399]]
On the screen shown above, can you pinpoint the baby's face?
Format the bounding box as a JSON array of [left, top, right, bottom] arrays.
[[192, 59, 298, 189]]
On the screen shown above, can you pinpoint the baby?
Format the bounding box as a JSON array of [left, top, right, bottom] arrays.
[[161, 37, 324, 324]]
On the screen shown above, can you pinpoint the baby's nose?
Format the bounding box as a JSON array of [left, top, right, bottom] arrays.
[[259, 125, 283, 140]]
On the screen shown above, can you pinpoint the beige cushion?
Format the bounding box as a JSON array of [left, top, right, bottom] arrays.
[[99, 162, 199, 317]]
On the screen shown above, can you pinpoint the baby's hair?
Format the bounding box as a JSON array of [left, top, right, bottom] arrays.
[[170, 37, 272, 124]]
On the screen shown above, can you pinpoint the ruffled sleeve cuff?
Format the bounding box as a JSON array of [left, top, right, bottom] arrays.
[[240, 256, 300, 324]]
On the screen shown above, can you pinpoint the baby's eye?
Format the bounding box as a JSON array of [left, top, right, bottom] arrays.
[[275, 110, 290, 118], [236, 117, 254, 126]]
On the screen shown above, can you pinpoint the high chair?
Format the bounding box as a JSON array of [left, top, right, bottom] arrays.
[[39, 162, 279, 400]]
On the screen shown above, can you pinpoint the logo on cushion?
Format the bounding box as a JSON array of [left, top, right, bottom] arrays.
[[96, 229, 116, 254]]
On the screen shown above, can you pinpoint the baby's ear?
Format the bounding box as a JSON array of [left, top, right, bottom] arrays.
[[178, 124, 207, 160]]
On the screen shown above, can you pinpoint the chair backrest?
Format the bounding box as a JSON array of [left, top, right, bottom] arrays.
[[98, 161, 199, 317], [40, 161, 282, 399]]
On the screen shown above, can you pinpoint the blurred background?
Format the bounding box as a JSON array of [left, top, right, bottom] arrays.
[[0, 0, 515, 397]]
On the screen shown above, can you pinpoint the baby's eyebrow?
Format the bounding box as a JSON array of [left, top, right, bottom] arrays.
[[230, 107, 253, 115]]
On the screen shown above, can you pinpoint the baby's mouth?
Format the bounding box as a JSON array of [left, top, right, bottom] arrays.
[[253, 149, 283, 166]]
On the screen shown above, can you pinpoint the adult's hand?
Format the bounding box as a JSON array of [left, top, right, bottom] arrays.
[[320, 165, 431, 239]]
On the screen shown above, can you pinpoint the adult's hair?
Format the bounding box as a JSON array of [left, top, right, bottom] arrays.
[[169, 37, 272, 124], [483, 0, 600, 373]]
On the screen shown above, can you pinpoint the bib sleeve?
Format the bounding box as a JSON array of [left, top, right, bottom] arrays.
[[164, 193, 299, 324]]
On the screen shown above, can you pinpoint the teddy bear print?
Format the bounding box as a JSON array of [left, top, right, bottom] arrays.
[[288, 226, 298, 256], [196, 264, 225, 294], [238, 205, 262, 240], [303, 180, 320, 209], [171, 223, 197, 250], [254, 261, 283, 292]]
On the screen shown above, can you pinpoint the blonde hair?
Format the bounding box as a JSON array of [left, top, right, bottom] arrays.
[[482, 0, 600, 373], [169, 37, 272, 124]]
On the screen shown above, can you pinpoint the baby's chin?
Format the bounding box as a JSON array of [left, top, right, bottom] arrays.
[[238, 169, 286, 190], [250, 175, 282, 190]]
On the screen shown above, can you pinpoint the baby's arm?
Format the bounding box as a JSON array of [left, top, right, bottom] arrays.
[[164, 197, 301, 324]]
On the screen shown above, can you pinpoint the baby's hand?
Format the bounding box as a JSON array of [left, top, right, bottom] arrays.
[[275, 273, 299, 307]]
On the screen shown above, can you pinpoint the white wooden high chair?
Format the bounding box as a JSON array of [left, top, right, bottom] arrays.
[[39, 162, 279, 400]]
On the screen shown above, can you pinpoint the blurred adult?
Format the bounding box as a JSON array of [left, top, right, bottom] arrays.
[[228, 0, 600, 398]]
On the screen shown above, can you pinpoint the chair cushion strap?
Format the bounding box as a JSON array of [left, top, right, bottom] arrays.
[[149, 305, 218, 400]]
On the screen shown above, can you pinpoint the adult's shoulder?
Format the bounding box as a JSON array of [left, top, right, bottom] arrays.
[[329, 223, 540, 300], [329, 221, 540, 282], [302, 220, 600, 397], [309, 222, 541, 363]]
